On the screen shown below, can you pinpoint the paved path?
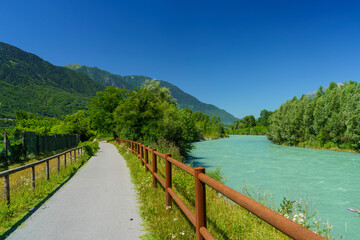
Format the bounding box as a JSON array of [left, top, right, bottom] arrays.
[[7, 141, 143, 240]]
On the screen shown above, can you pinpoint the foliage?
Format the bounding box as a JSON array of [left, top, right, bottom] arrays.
[[0, 119, 16, 132], [0, 42, 104, 119], [51, 110, 95, 141], [277, 197, 333, 239], [79, 141, 99, 156], [267, 81, 360, 151], [88, 86, 127, 137], [190, 111, 227, 139], [66, 64, 237, 124], [228, 110, 272, 135], [114, 80, 200, 157], [10, 110, 95, 141], [13, 110, 61, 133]]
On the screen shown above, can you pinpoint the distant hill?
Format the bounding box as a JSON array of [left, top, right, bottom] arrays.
[[65, 64, 237, 124], [0, 42, 104, 118]]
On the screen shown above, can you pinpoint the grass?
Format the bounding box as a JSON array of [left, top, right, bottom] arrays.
[[0, 141, 99, 236], [113, 141, 290, 240], [0, 146, 87, 172]]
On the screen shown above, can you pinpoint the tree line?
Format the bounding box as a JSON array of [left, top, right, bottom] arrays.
[[227, 109, 272, 135], [4, 80, 226, 158], [267, 81, 360, 151]]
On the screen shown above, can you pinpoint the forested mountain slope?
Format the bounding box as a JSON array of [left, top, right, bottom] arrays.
[[0, 42, 104, 118], [65, 64, 237, 125]]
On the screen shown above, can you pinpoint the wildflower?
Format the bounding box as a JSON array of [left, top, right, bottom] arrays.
[[299, 213, 305, 218], [166, 206, 172, 210], [284, 214, 289, 218], [173, 218, 178, 221], [180, 232, 185, 235]]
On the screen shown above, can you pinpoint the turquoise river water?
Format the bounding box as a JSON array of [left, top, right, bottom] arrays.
[[190, 135, 360, 239]]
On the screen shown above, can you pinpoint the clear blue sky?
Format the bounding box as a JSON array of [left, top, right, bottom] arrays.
[[2, 0, 360, 119]]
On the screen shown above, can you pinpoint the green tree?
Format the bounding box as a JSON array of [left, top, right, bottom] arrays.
[[88, 86, 127, 137]]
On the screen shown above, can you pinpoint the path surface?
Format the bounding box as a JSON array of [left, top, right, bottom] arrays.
[[7, 141, 143, 240]]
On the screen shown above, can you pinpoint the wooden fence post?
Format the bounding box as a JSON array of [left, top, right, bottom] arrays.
[[195, 167, 206, 240], [144, 145, 148, 172], [140, 144, 144, 166], [46, 160, 50, 180], [74, 149, 77, 162], [31, 166, 35, 190], [70, 151, 72, 163], [152, 148, 157, 188], [137, 142, 139, 157], [3, 175, 10, 205], [165, 153, 172, 208]]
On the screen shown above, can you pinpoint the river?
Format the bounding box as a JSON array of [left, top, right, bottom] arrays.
[[190, 135, 360, 239]]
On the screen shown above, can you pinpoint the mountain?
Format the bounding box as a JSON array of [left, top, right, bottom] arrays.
[[0, 42, 104, 118], [65, 64, 238, 124]]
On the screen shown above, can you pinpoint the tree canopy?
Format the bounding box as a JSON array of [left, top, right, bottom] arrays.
[[267, 81, 360, 150]]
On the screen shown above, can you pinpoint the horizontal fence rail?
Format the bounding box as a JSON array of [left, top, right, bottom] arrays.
[[117, 138, 326, 240], [0, 146, 85, 205]]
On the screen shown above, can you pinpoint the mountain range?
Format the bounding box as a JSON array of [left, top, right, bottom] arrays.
[[65, 64, 237, 124], [0, 42, 237, 124], [0, 42, 103, 118]]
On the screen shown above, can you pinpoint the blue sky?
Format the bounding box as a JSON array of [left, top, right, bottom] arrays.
[[1, 0, 360, 119]]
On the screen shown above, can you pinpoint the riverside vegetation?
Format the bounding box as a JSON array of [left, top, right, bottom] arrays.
[[114, 141, 333, 239], [267, 81, 360, 152], [227, 109, 272, 135], [113, 141, 289, 240]]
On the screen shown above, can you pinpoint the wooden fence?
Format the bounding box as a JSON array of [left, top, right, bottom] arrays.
[[117, 138, 326, 240], [0, 146, 84, 205]]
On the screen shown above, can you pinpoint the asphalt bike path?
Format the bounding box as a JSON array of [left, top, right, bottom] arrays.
[[7, 141, 142, 240]]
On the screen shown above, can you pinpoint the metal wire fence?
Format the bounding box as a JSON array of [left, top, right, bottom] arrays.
[[0, 131, 80, 165]]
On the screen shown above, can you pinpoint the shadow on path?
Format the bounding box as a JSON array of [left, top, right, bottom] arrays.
[[0, 160, 88, 240]]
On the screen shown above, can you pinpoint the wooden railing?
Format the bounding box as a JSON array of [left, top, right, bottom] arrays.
[[117, 138, 326, 240], [0, 146, 85, 205]]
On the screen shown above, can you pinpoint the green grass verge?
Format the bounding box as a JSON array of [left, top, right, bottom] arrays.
[[113, 141, 290, 240], [0, 141, 99, 236]]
